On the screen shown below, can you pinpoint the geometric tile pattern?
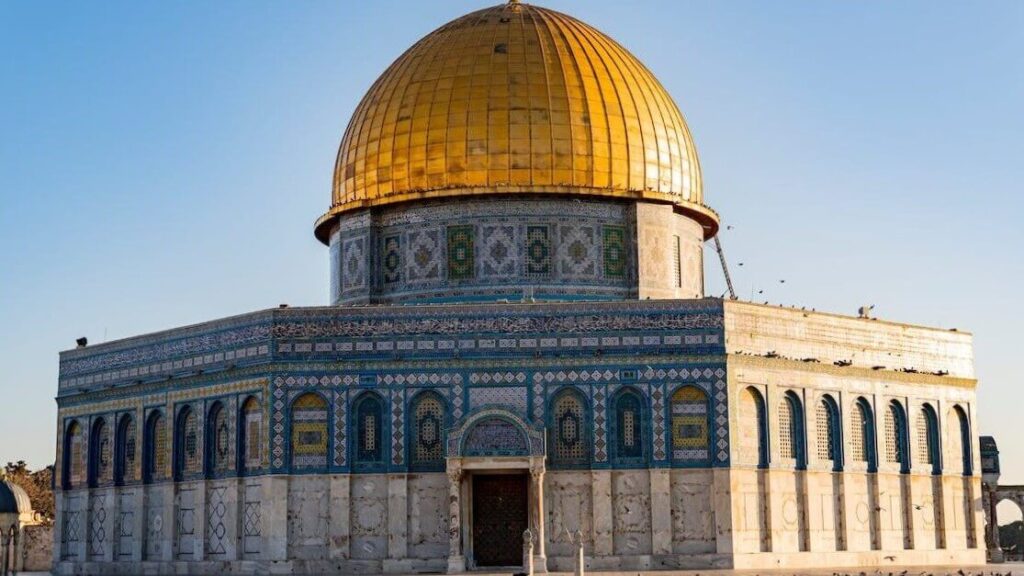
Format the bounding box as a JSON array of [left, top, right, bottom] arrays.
[[463, 418, 528, 457], [447, 225, 474, 280], [480, 224, 516, 278], [290, 392, 329, 470], [206, 486, 227, 555], [88, 494, 106, 558], [593, 385, 608, 462], [670, 385, 710, 463], [602, 225, 627, 279], [391, 390, 404, 466], [341, 236, 367, 292], [333, 390, 347, 467], [468, 386, 527, 413], [382, 235, 401, 285], [407, 229, 442, 282], [558, 224, 598, 278], [525, 225, 551, 277], [651, 383, 667, 461]]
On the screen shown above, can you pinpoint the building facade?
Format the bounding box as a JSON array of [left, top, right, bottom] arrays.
[[53, 1, 986, 573]]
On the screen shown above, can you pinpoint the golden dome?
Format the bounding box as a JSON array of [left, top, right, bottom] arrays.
[[315, 1, 718, 242]]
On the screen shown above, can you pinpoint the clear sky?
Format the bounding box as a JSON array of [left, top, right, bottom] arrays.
[[2, 0, 1022, 489]]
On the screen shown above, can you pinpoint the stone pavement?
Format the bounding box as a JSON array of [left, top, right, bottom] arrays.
[[429, 566, 1018, 576]]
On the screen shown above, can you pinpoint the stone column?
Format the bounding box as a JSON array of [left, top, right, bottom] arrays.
[[328, 475, 351, 560], [590, 470, 613, 557], [986, 484, 1003, 562], [446, 465, 465, 574], [530, 461, 548, 573], [384, 474, 410, 573], [649, 469, 672, 555]]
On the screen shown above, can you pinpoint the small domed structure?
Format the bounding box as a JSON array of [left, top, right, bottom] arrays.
[[0, 481, 32, 518]]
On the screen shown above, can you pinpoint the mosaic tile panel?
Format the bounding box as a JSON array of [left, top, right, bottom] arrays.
[[290, 392, 328, 470], [333, 390, 347, 467], [391, 390, 405, 466], [382, 235, 401, 285], [593, 385, 608, 462], [463, 418, 528, 457], [525, 225, 552, 277], [407, 229, 442, 282], [468, 386, 527, 415], [652, 384, 667, 461], [447, 225, 475, 280], [671, 386, 710, 463], [602, 225, 627, 279], [88, 493, 106, 558], [341, 236, 367, 291], [480, 224, 516, 278], [558, 224, 598, 278]]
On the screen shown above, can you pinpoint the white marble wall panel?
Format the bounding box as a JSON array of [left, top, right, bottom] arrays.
[[349, 475, 388, 560], [287, 476, 329, 560], [670, 469, 716, 553], [611, 470, 652, 556], [407, 474, 448, 559]]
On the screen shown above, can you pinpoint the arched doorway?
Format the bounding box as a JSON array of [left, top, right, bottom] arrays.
[[996, 496, 1024, 561]]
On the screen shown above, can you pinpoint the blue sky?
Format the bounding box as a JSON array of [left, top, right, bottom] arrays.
[[1, 0, 1021, 501]]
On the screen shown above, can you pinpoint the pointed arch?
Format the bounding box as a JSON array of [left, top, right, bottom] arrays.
[[143, 410, 167, 484], [816, 394, 842, 471], [738, 387, 768, 468], [851, 397, 877, 472], [290, 392, 330, 473], [917, 403, 941, 475], [174, 405, 200, 480], [88, 417, 112, 487], [953, 405, 972, 476], [206, 401, 230, 477], [669, 385, 710, 467], [114, 414, 137, 485], [548, 387, 590, 468], [884, 400, 910, 473], [779, 391, 806, 469], [610, 387, 646, 466], [239, 396, 263, 474], [409, 390, 447, 471], [351, 392, 386, 470], [62, 420, 84, 489]]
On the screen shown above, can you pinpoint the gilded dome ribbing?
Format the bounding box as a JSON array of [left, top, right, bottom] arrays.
[[315, 1, 717, 242]]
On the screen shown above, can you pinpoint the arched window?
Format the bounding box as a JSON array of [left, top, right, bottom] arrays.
[[290, 393, 329, 472], [207, 402, 230, 476], [239, 396, 262, 473], [88, 418, 112, 487], [816, 395, 842, 471], [670, 386, 710, 467], [779, 391, 806, 469], [953, 405, 972, 476], [851, 398, 877, 471], [410, 392, 446, 470], [917, 404, 940, 474], [738, 387, 768, 468], [611, 388, 645, 465], [174, 406, 200, 480], [63, 420, 84, 489], [143, 411, 167, 484], [884, 400, 910, 473], [549, 389, 589, 467], [352, 393, 385, 469], [114, 414, 137, 485]]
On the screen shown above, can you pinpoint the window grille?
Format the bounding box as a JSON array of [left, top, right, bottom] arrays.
[[354, 395, 384, 465], [67, 422, 84, 488], [413, 394, 444, 466], [210, 406, 229, 473], [816, 400, 834, 462], [884, 403, 905, 466], [916, 408, 931, 465], [614, 392, 643, 461], [552, 393, 586, 463], [850, 404, 867, 462], [779, 399, 794, 459], [95, 420, 112, 484], [241, 398, 262, 470], [122, 418, 137, 482], [150, 414, 168, 481], [181, 409, 201, 475]]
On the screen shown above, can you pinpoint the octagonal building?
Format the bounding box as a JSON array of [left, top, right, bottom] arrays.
[[53, 2, 987, 574]]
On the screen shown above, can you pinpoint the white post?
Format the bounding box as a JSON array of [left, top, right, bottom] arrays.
[[523, 529, 535, 576], [574, 529, 585, 576]]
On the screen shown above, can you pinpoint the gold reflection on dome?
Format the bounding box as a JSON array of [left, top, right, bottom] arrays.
[[315, 1, 718, 242]]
